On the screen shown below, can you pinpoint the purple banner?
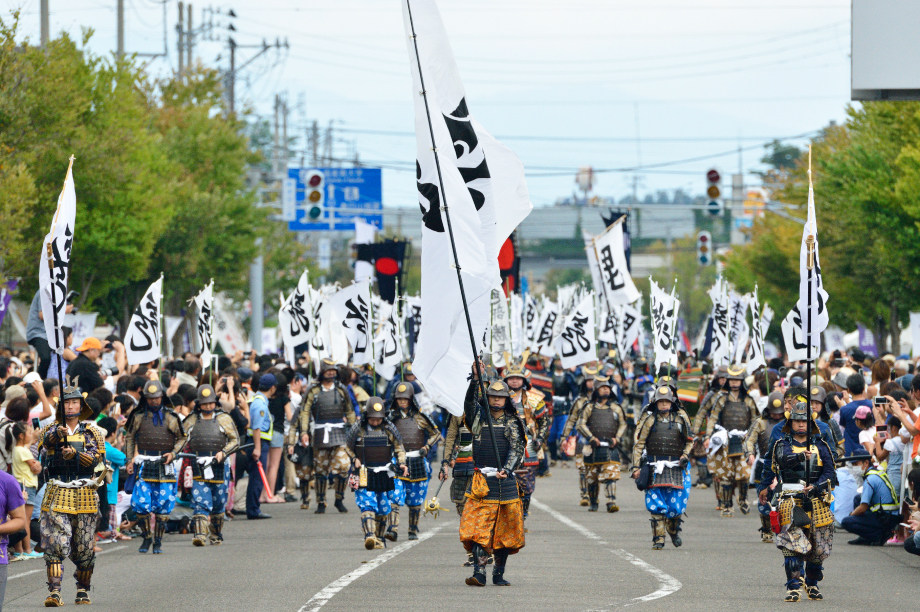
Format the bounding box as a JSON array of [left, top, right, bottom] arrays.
[[857, 323, 878, 358], [0, 279, 18, 329]]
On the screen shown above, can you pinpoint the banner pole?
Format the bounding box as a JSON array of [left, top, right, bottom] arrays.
[[406, 0, 498, 460]]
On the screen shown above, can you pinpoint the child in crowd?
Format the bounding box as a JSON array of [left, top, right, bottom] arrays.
[[11, 422, 42, 560]]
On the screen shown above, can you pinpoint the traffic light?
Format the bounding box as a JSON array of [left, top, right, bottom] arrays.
[[706, 168, 722, 216], [303, 169, 325, 220], [697, 230, 712, 266]]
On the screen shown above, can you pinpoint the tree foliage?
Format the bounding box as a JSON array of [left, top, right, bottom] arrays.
[[725, 104, 920, 352]]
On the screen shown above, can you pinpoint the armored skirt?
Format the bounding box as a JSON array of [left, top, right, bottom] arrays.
[[459, 471, 525, 554]]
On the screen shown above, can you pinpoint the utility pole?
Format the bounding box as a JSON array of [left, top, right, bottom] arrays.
[[273, 94, 281, 176], [40, 0, 49, 48], [177, 2, 184, 75], [186, 3, 193, 70], [282, 97, 288, 171], [228, 38, 235, 113], [250, 238, 263, 352], [116, 0, 124, 58], [311, 120, 319, 165]]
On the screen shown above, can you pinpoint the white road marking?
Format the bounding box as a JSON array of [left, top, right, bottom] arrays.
[[298, 523, 448, 612], [9, 545, 128, 581], [531, 498, 681, 606]]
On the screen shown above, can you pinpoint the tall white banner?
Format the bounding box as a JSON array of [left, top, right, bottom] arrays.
[[649, 278, 680, 368], [781, 306, 820, 362], [583, 229, 603, 298], [328, 280, 372, 366], [125, 277, 163, 365], [598, 304, 620, 346], [593, 221, 640, 308], [823, 326, 847, 353], [708, 278, 731, 366], [374, 303, 404, 380], [555, 295, 596, 368], [278, 271, 315, 358], [489, 289, 512, 366], [193, 281, 214, 364], [523, 295, 538, 344], [354, 218, 377, 283], [403, 0, 532, 415], [509, 293, 524, 355], [531, 301, 559, 358], [40, 158, 77, 352], [620, 303, 641, 358], [747, 288, 766, 374], [796, 151, 829, 353]]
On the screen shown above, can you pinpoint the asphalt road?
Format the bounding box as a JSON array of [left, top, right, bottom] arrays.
[[4, 463, 919, 611]]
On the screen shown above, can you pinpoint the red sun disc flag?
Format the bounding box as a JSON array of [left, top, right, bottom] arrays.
[[498, 232, 521, 295], [355, 240, 408, 304]]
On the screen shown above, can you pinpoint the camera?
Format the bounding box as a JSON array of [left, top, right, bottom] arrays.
[[832, 358, 846, 368], [873, 396, 888, 407]]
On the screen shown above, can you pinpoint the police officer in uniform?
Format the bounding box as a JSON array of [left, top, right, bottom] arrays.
[[744, 390, 786, 542], [576, 375, 627, 513], [347, 397, 407, 550], [298, 359, 355, 514], [386, 383, 441, 541], [124, 380, 186, 554], [184, 384, 240, 546], [632, 386, 693, 550], [38, 383, 107, 606], [705, 365, 758, 516]]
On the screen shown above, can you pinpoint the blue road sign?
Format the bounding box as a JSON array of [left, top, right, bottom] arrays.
[[286, 167, 383, 232]]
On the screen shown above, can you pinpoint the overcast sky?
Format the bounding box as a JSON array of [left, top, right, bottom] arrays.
[[4, 0, 853, 208]]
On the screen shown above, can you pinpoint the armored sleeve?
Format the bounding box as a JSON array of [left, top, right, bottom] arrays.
[[561, 397, 585, 438], [631, 413, 655, 466], [342, 387, 357, 425], [705, 395, 727, 438], [286, 407, 301, 446], [463, 381, 483, 435], [76, 425, 104, 470], [345, 422, 362, 454], [742, 419, 764, 461], [442, 416, 460, 465], [123, 415, 139, 461], [576, 403, 595, 440], [167, 413, 188, 457], [217, 413, 240, 456], [678, 410, 694, 456], [692, 391, 716, 434], [417, 414, 443, 450], [302, 387, 318, 431], [385, 423, 407, 467], [502, 416, 525, 473], [614, 404, 627, 441], [814, 439, 835, 487]]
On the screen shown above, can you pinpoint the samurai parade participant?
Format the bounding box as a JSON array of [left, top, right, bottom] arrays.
[[744, 391, 786, 542], [299, 358, 355, 514], [768, 402, 835, 602], [706, 365, 758, 517], [346, 397, 407, 550], [286, 399, 315, 510], [576, 374, 627, 513], [184, 384, 239, 546], [561, 365, 598, 506], [38, 383, 107, 606], [460, 377, 526, 587], [504, 360, 548, 527], [441, 413, 476, 566], [386, 382, 442, 541], [124, 380, 186, 554], [691, 366, 726, 491], [632, 385, 693, 550]]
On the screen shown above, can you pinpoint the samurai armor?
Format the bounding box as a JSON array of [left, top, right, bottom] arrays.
[[355, 428, 393, 467], [313, 389, 348, 449], [466, 471, 519, 504], [719, 399, 752, 432], [366, 468, 395, 493], [646, 457, 685, 489], [400, 455, 428, 482], [394, 416, 427, 452], [586, 406, 619, 440], [136, 416, 178, 454], [585, 445, 620, 466], [41, 482, 99, 515]]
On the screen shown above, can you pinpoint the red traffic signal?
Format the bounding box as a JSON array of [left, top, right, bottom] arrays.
[[707, 169, 720, 183], [696, 230, 712, 265]]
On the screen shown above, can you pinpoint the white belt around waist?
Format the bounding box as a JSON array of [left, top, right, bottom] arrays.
[[459, 444, 473, 452], [728, 429, 748, 438], [48, 476, 100, 489], [650, 459, 681, 474], [479, 467, 499, 476], [598, 441, 610, 447], [370, 465, 395, 477], [782, 482, 806, 492], [406, 450, 423, 458], [313, 422, 346, 444], [133, 454, 163, 465]]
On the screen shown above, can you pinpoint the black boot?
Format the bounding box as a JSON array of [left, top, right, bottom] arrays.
[[152, 514, 168, 554], [719, 484, 734, 517], [386, 508, 400, 542], [74, 567, 93, 604], [784, 556, 804, 602], [333, 475, 349, 513], [314, 477, 327, 514], [492, 550, 511, 586], [300, 480, 311, 510], [408, 506, 421, 541], [137, 513, 152, 553], [736, 480, 750, 515], [666, 516, 682, 547], [465, 544, 487, 587], [521, 496, 531, 533], [587, 483, 599, 512], [463, 551, 474, 567], [209, 514, 224, 545], [805, 563, 824, 600]]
